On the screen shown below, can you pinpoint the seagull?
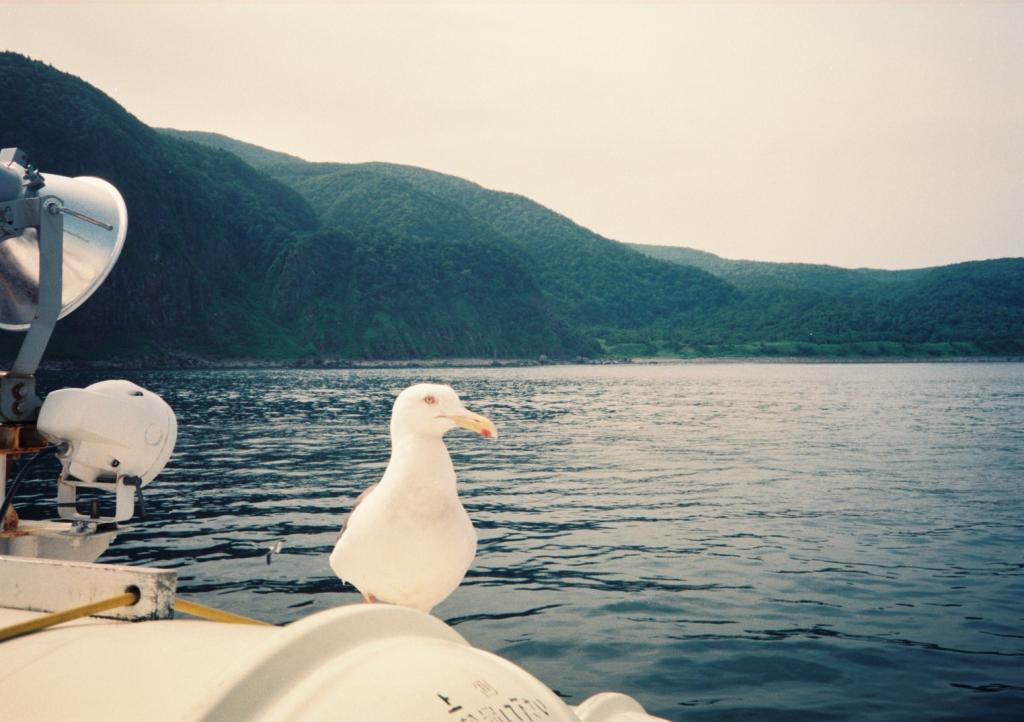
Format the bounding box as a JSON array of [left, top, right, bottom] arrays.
[[329, 383, 497, 613], [265, 539, 284, 565]]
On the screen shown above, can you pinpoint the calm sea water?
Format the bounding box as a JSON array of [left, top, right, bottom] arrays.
[[22, 362, 1024, 721]]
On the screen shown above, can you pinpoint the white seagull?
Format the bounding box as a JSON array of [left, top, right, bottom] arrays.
[[329, 383, 497, 613]]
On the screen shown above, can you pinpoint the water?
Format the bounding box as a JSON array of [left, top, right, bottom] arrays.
[[20, 362, 1024, 721]]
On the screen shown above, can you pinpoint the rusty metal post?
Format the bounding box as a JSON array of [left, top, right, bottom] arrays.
[[0, 423, 48, 532]]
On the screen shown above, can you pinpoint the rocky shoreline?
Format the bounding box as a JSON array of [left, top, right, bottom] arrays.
[[36, 353, 1020, 372], [36, 354, 632, 372]]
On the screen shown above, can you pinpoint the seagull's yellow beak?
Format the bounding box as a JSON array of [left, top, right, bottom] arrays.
[[449, 409, 498, 439]]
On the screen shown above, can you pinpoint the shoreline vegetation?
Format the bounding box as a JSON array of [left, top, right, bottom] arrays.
[[38, 349, 1023, 372]]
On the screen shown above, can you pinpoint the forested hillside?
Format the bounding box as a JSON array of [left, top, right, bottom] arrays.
[[0, 53, 1019, 363], [0, 54, 319, 359], [169, 130, 1024, 357], [164, 131, 737, 333], [0, 53, 586, 360], [631, 244, 1024, 356]]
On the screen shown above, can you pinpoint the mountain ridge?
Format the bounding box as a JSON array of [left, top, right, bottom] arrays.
[[0, 53, 1020, 362], [168, 129, 1023, 358], [0, 53, 587, 360]]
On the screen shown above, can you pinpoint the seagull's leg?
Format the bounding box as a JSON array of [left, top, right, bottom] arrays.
[[363, 593, 378, 604]]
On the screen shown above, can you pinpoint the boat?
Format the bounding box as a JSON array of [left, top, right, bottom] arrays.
[[0, 148, 666, 721]]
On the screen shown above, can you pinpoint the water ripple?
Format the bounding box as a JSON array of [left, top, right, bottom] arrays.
[[18, 362, 1024, 721]]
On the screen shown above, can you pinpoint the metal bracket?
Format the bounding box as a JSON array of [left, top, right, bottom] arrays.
[[0, 196, 40, 237], [10, 197, 63, 381], [0, 374, 39, 423], [0, 196, 62, 423], [0, 422, 49, 526], [56, 472, 146, 525]]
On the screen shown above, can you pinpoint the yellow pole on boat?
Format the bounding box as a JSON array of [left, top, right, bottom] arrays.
[[0, 590, 272, 643], [175, 597, 273, 626], [0, 588, 140, 643]]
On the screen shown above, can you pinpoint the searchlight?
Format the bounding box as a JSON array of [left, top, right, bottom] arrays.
[[0, 148, 175, 560]]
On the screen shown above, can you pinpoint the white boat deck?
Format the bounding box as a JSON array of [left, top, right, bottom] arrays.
[[0, 556, 665, 722]]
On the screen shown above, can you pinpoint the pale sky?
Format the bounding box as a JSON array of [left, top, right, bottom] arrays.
[[3, 1, 1022, 269]]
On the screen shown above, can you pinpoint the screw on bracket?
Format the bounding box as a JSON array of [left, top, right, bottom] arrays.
[[23, 165, 44, 190]]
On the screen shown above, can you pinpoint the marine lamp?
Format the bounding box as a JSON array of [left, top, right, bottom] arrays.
[[0, 147, 127, 421], [38, 379, 177, 524], [0, 148, 176, 557]]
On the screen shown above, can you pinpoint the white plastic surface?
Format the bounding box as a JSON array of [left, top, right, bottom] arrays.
[[0, 602, 666, 722], [575, 692, 669, 721], [0, 613, 269, 722], [38, 379, 177, 488], [192, 603, 579, 722]]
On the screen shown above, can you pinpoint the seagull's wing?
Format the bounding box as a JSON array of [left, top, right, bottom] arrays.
[[335, 483, 379, 543]]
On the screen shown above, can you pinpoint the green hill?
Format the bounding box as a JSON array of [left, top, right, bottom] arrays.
[[171, 130, 1024, 357], [0, 53, 319, 360], [0, 53, 586, 360], [163, 130, 738, 333], [629, 243, 928, 296], [0, 53, 1019, 362], [631, 244, 1024, 356], [269, 227, 588, 358]]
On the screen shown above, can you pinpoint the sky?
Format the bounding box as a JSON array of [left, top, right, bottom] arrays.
[[3, 1, 1022, 269]]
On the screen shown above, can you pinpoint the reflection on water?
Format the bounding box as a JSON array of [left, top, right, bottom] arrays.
[[17, 362, 1024, 721]]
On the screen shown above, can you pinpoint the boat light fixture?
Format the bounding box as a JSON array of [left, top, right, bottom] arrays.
[[0, 147, 175, 549], [37, 380, 177, 524], [0, 147, 127, 422]]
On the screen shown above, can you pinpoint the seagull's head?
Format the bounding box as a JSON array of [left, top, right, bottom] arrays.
[[391, 383, 498, 441]]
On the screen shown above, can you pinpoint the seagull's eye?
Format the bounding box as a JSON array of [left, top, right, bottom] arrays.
[[424, 394, 437, 406]]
